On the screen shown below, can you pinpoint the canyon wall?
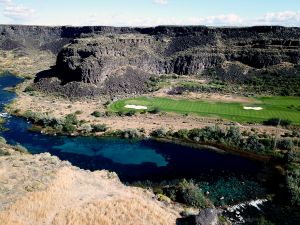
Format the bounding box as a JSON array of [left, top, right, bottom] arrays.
[[1, 25, 300, 96]]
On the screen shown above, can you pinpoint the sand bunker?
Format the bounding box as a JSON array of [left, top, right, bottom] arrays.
[[125, 105, 148, 110], [243, 106, 263, 111]]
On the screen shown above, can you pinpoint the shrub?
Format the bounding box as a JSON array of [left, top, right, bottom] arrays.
[[242, 135, 265, 152], [0, 117, 5, 125], [125, 110, 136, 116], [175, 129, 189, 139], [277, 139, 294, 151], [177, 179, 207, 208], [122, 129, 142, 139], [263, 118, 292, 127], [24, 85, 34, 92], [286, 166, 300, 206], [0, 136, 7, 144], [23, 110, 36, 119], [103, 100, 111, 107], [151, 128, 168, 137], [13, 109, 21, 114], [14, 143, 28, 153], [149, 107, 161, 114], [188, 126, 226, 143], [91, 111, 102, 118], [92, 124, 108, 132], [65, 113, 78, 125], [62, 123, 76, 133], [105, 111, 115, 117], [79, 124, 93, 133], [226, 126, 241, 147]]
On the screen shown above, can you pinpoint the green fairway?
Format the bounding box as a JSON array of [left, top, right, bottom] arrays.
[[110, 96, 300, 124]]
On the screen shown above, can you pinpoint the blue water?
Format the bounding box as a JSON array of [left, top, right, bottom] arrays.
[[0, 72, 264, 182]]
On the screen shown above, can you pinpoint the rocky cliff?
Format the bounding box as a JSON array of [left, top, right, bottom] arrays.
[[1, 25, 300, 96], [53, 26, 300, 89]]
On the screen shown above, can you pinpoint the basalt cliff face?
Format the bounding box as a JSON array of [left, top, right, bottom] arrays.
[[1, 25, 300, 96], [55, 26, 300, 85]]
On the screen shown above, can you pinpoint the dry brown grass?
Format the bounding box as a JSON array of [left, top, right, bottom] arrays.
[[0, 50, 55, 78], [0, 156, 180, 225]]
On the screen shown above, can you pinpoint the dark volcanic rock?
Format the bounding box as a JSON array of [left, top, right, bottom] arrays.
[[52, 26, 300, 91], [1, 25, 300, 97], [194, 208, 219, 225]]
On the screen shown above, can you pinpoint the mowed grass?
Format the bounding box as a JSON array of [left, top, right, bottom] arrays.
[[110, 96, 300, 124]]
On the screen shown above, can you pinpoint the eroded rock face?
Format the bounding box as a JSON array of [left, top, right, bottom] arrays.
[[1, 25, 300, 96], [53, 26, 300, 87]]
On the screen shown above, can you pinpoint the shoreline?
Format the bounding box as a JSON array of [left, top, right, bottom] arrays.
[[17, 119, 274, 164]]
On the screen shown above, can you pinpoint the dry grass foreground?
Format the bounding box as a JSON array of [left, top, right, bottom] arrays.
[[0, 147, 180, 225]]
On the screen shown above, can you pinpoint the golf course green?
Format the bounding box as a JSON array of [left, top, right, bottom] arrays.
[[110, 96, 300, 124]]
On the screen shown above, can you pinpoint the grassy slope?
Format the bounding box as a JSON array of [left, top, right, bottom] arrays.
[[110, 96, 300, 124]]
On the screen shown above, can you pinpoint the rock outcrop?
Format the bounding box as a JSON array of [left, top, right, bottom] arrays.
[[53, 26, 300, 87], [1, 25, 300, 96]]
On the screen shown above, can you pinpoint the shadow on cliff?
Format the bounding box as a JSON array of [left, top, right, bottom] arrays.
[[34, 67, 59, 83]]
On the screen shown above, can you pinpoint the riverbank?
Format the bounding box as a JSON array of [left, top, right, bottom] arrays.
[[6, 85, 299, 164], [0, 140, 183, 225], [154, 137, 272, 162]]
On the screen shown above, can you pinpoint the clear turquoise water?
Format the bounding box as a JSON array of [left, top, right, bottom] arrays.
[[0, 73, 264, 182]]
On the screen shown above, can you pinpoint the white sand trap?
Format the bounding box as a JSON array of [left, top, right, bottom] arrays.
[[125, 105, 148, 110], [243, 106, 263, 111]]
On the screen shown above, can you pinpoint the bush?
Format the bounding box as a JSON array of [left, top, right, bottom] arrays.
[[92, 124, 108, 132], [65, 113, 78, 125], [125, 110, 136, 116], [151, 128, 168, 137], [91, 111, 102, 118], [242, 135, 265, 152], [175, 129, 189, 139], [79, 124, 93, 133], [23, 110, 36, 119], [117, 111, 125, 117], [122, 129, 143, 139], [0, 136, 7, 144], [24, 85, 34, 92], [62, 123, 76, 133], [263, 118, 292, 127], [277, 139, 294, 151], [177, 179, 207, 208], [286, 166, 300, 206], [226, 126, 241, 147], [188, 126, 226, 143], [103, 100, 111, 107], [14, 143, 28, 153], [149, 107, 161, 114], [75, 110, 82, 115]]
